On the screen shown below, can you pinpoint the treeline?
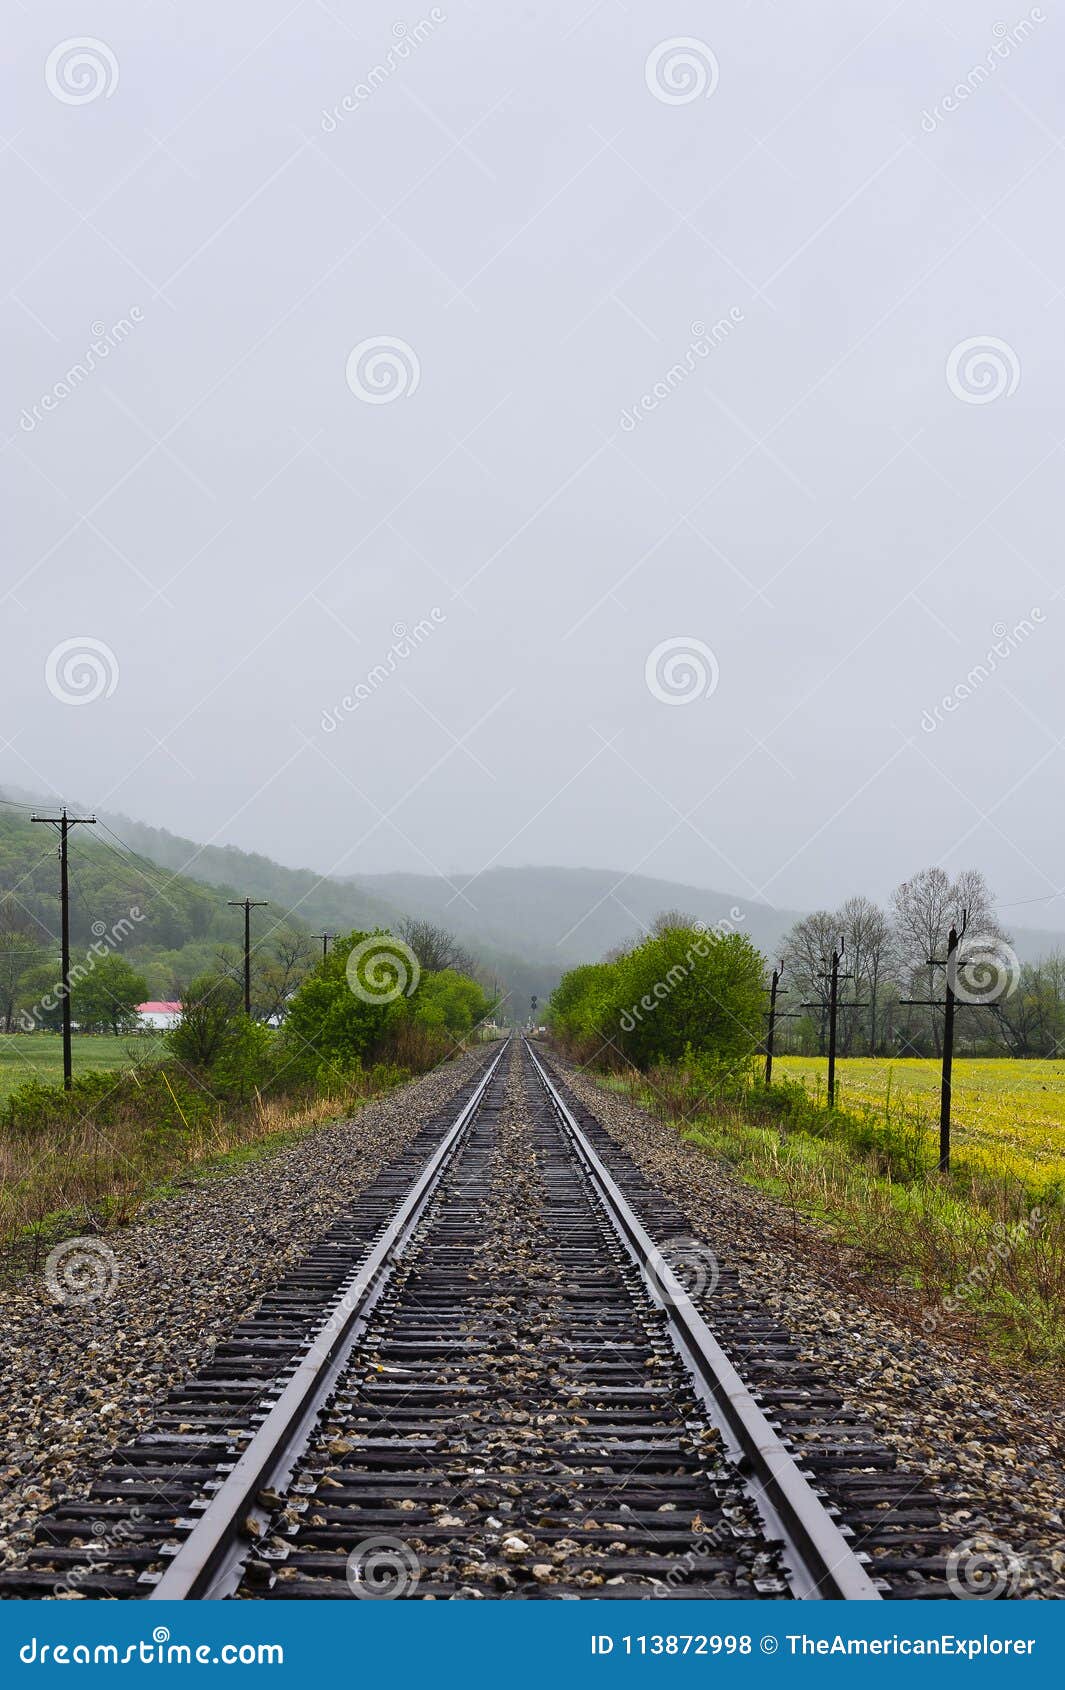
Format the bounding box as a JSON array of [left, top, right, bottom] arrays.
[[549, 865, 1065, 1074], [6, 927, 495, 1133], [0, 809, 507, 1035], [779, 866, 1060, 1059], [0, 809, 320, 1028]]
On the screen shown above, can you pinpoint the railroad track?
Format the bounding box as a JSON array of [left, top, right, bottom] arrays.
[[1, 1037, 960, 1601]]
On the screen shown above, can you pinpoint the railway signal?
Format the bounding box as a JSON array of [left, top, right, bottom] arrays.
[[30, 807, 97, 1089], [227, 898, 269, 1015]]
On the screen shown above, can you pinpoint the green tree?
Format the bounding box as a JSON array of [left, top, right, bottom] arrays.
[[614, 927, 765, 1072], [411, 969, 492, 1037], [167, 973, 246, 1067], [69, 954, 149, 1035], [281, 931, 412, 1078]]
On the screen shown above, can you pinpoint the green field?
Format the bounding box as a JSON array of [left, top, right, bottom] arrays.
[[0, 1033, 164, 1103]]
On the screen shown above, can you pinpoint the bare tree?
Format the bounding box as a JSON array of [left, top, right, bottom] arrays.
[[398, 918, 475, 976], [891, 867, 1004, 1054], [650, 908, 698, 934], [837, 894, 895, 1054], [781, 910, 839, 1054]]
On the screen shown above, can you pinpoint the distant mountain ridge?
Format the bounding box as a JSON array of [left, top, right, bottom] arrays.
[[4, 785, 1065, 1011]]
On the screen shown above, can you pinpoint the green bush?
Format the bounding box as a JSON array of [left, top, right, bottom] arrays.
[[549, 926, 766, 1079]]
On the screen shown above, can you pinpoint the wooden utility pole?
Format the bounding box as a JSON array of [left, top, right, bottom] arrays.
[[31, 807, 97, 1089], [228, 899, 268, 1015], [315, 933, 334, 959], [901, 913, 980, 1174], [764, 963, 800, 1085], [802, 939, 866, 1110]]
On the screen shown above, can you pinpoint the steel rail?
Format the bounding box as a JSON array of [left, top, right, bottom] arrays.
[[149, 1037, 510, 1601], [524, 1040, 883, 1601]]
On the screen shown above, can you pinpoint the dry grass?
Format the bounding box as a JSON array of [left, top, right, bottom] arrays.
[[0, 1066, 398, 1274]]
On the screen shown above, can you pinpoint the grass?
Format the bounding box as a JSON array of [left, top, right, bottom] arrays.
[[0, 1063, 408, 1275], [776, 1054, 1065, 1192], [595, 1057, 1064, 1367], [0, 1032, 164, 1102]]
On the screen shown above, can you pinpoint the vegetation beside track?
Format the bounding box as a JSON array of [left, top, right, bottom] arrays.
[[548, 921, 1064, 1364], [0, 930, 495, 1268]]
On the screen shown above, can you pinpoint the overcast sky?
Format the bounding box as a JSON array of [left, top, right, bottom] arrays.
[[3, 0, 1063, 928]]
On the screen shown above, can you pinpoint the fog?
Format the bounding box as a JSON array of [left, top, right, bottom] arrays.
[[3, 0, 1062, 932]]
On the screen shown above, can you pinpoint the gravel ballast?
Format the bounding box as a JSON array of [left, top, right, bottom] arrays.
[[0, 1048, 489, 1570], [549, 1049, 1065, 1599]]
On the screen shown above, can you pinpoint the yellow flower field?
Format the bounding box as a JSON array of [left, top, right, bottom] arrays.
[[776, 1055, 1065, 1193]]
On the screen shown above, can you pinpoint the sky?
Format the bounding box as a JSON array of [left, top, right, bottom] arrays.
[[3, 0, 1063, 930]]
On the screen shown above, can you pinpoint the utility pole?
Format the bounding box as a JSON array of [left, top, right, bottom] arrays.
[[228, 899, 268, 1016], [764, 963, 801, 1085], [315, 933, 334, 960], [802, 938, 866, 1110], [31, 807, 97, 1090], [900, 912, 989, 1175]]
